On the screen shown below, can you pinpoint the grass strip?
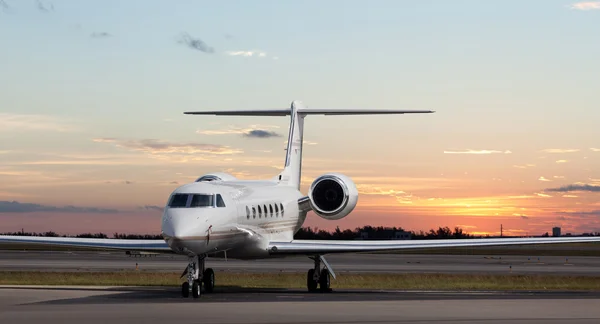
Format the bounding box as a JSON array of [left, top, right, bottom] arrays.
[[1, 271, 600, 290]]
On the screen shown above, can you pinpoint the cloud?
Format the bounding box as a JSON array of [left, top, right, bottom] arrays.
[[546, 184, 600, 192], [443, 149, 511, 154], [556, 210, 600, 217], [538, 176, 552, 182], [356, 184, 415, 204], [456, 225, 477, 229], [539, 149, 579, 153], [0, 201, 117, 214], [556, 160, 569, 163], [1, 0, 10, 11], [591, 148, 600, 152], [177, 33, 215, 54], [225, 50, 268, 58], [243, 130, 281, 138], [0, 113, 78, 132], [197, 125, 281, 138], [569, 2, 600, 10], [36, 0, 54, 12], [554, 176, 565, 179], [140, 205, 164, 212], [563, 195, 578, 198], [91, 32, 111, 38], [535, 192, 552, 198], [513, 164, 536, 169], [93, 138, 242, 155]]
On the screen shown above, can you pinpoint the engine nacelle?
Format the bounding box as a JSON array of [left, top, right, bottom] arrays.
[[195, 172, 237, 182], [308, 173, 358, 220]]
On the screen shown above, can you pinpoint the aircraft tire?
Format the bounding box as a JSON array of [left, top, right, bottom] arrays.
[[319, 269, 330, 292], [307, 269, 318, 292], [191, 280, 201, 299], [182, 282, 189, 298], [203, 268, 215, 293]]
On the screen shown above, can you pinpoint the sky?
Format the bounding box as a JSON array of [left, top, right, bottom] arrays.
[[1, 0, 599, 237]]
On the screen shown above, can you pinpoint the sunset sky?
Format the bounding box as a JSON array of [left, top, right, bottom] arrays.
[[1, 0, 599, 237]]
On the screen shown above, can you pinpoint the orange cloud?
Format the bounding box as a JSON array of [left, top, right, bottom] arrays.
[[444, 149, 511, 154], [569, 2, 600, 10]]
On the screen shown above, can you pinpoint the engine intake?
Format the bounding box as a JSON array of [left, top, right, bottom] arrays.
[[308, 173, 358, 220], [195, 172, 237, 182]]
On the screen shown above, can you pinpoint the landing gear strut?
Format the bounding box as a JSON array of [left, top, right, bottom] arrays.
[[181, 254, 215, 299], [307, 255, 332, 293]]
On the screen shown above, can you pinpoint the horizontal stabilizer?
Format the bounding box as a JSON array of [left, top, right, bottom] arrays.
[[298, 108, 434, 115], [184, 109, 290, 116], [184, 108, 434, 116]]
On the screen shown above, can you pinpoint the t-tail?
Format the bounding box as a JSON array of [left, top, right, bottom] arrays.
[[184, 100, 435, 190]]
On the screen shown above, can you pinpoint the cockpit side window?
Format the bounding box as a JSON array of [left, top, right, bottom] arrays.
[[216, 194, 226, 207], [168, 194, 189, 208], [190, 194, 214, 207]]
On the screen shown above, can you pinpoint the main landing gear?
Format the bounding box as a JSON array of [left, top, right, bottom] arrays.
[[181, 254, 215, 299], [307, 255, 334, 293]]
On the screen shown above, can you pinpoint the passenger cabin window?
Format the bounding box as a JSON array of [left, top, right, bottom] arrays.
[[216, 194, 226, 207], [264, 205, 268, 217], [280, 203, 284, 217], [246, 206, 250, 219], [274, 204, 279, 217], [168, 194, 188, 208], [190, 194, 214, 207], [269, 204, 273, 217], [252, 207, 256, 219], [258, 205, 262, 218]]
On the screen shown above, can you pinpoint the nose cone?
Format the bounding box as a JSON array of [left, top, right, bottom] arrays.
[[162, 209, 198, 240]]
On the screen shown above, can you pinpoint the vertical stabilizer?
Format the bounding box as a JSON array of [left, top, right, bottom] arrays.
[[278, 101, 305, 189]]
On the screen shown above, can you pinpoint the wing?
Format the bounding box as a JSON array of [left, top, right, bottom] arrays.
[[267, 236, 600, 255], [0, 235, 173, 254]]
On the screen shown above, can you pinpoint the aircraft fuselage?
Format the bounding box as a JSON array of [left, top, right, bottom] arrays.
[[161, 180, 306, 259]]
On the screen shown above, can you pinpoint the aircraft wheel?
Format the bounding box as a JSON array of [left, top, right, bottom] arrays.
[[319, 268, 330, 292], [203, 268, 215, 293], [307, 269, 318, 292], [181, 282, 189, 298], [191, 280, 201, 299]]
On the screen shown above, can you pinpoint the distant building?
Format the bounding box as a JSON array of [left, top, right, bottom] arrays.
[[552, 227, 561, 237]]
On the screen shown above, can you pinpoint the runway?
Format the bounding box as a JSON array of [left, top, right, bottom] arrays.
[[1, 286, 600, 323], [0, 250, 598, 275]]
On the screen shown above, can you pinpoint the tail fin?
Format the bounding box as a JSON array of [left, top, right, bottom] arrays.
[[184, 100, 435, 190]]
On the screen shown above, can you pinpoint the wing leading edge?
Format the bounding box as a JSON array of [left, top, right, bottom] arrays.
[[267, 236, 600, 255], [0, 235, 173, 253]]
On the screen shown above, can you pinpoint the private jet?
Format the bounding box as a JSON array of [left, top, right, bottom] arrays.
[[2, 100, 600, 299]]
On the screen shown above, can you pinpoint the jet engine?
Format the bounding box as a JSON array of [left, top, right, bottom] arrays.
[[195, 172, 237, 182], [308, 173, 358, 220]]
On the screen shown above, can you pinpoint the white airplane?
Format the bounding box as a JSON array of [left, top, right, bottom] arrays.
[[2, 100, 600, 299]]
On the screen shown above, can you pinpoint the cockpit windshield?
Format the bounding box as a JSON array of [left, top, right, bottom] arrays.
[[190, 194, 214, 207], [167, 193, 226, 208], [168, 194, 188, 208]]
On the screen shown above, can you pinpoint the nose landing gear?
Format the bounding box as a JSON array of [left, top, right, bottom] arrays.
[[181, 254, 215, 299]]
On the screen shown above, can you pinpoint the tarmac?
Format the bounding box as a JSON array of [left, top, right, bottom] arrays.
[[0, 250, 597, 275], [1, 286, 600, 324], [2, 251, 600, 323]]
